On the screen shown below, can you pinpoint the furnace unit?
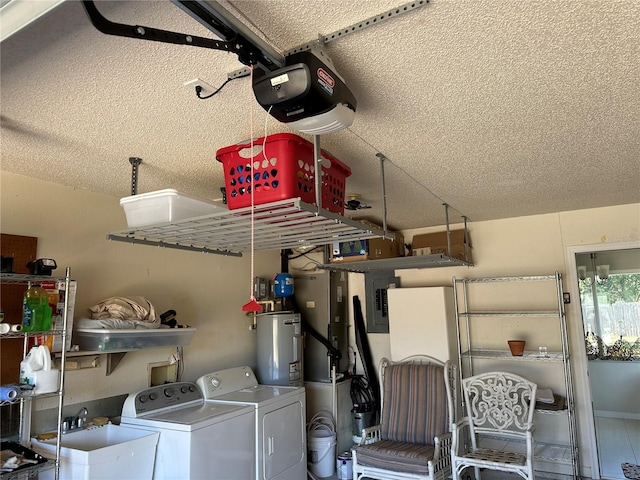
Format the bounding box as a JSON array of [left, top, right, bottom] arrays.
[[295, 271, 349, 382]]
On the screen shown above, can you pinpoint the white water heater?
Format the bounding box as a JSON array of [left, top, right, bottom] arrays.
[[255, 312, 303, 386]]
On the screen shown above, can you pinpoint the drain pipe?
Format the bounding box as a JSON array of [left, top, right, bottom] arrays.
[[332, 365, 337, 430]]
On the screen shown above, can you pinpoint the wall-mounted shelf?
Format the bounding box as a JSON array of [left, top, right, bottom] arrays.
[[107, 198, 392, 256]]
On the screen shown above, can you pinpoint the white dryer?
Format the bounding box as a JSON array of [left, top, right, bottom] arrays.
[[196, 366, 307, 480], [120, 381, 255, 479]]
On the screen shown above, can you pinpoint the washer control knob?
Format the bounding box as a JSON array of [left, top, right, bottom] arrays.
[[149, 392, 158, 401], [164, 387, 175, 398], [189, 385, 196, 392], [180, 385, 188, 394], [139, 395, 148, 403], [210, 377, 220, 388]]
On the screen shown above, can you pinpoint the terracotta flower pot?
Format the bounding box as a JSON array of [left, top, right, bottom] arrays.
[[508, 340, 526, 356]]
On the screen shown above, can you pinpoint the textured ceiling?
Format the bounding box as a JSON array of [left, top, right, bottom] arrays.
[[1, 0, 639, 232]]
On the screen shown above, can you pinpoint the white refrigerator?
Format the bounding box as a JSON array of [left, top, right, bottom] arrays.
[[386, 286, 458, 363]]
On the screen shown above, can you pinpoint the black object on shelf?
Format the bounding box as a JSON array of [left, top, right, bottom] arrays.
[[26, 258, 57, 276], [1, 256, 13, 273]]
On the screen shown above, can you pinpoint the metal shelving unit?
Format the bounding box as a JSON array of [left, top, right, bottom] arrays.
[[453, 273, 580, 480], [0, 268, 71, 480]]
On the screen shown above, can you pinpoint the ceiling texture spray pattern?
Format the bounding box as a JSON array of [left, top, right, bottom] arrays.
[[1, 0, 639, 231]]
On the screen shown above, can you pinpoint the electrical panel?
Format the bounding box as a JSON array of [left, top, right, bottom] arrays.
[[364, 270, 400, 333]]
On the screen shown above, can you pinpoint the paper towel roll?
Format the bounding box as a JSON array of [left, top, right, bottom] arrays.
[[0, 323, 9, 334], [0, 385, 20, 401]]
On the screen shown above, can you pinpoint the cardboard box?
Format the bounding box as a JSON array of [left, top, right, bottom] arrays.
[[331, 222, 404, 263], [411, 229, 471, 262], [39, 280, 77, 352]]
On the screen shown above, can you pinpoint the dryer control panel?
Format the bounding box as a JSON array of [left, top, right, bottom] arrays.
[[122, 382, 202, 417], [197, 366, 258, 398]]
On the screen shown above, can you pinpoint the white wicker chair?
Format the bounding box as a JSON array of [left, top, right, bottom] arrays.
[[351, 355, 457, 480], [451, 371, 537, 480]]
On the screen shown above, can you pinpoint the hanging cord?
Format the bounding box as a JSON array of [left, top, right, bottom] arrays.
[[242, 73, 272, 313], [195, 77, 233, 99], [288, 245, 322, 259], [242, 66, 261, 312], [249, 78, 273, 293], [249, 66, 256, 299]]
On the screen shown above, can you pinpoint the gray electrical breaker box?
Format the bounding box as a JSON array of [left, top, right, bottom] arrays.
[[364, 270, 400, 333]]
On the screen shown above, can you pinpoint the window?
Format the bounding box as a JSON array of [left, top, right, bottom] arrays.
[[577, 250, 640, 361]]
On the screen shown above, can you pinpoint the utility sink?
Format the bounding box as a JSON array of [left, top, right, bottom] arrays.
[[31, 424, 158, 480]]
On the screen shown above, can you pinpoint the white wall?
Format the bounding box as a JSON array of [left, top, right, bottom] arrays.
[[351, 203, 639, 358], [1, 172, 279, 409], [347, 202, 640, 478], [589, 361, 640, 418]]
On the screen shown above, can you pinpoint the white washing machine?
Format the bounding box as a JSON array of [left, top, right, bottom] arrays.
[[196, 366, 307, 480], [120, 381, 255, 479]]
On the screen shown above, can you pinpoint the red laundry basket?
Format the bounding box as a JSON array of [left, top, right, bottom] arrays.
[[216, 133, 351, 213]]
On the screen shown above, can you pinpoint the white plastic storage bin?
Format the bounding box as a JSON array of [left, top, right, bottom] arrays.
[[74, 327, 196, 351], [120, 189, 226, 228], [31, 424, 159, 480]]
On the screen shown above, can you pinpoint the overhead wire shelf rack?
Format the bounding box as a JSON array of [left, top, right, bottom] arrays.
[[320, 253, 472, 272], [107, 198, 393, 256]]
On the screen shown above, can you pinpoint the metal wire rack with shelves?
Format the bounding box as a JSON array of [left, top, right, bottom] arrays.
[[453, 273, 580, 479], [0, 268, 71, 480]]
